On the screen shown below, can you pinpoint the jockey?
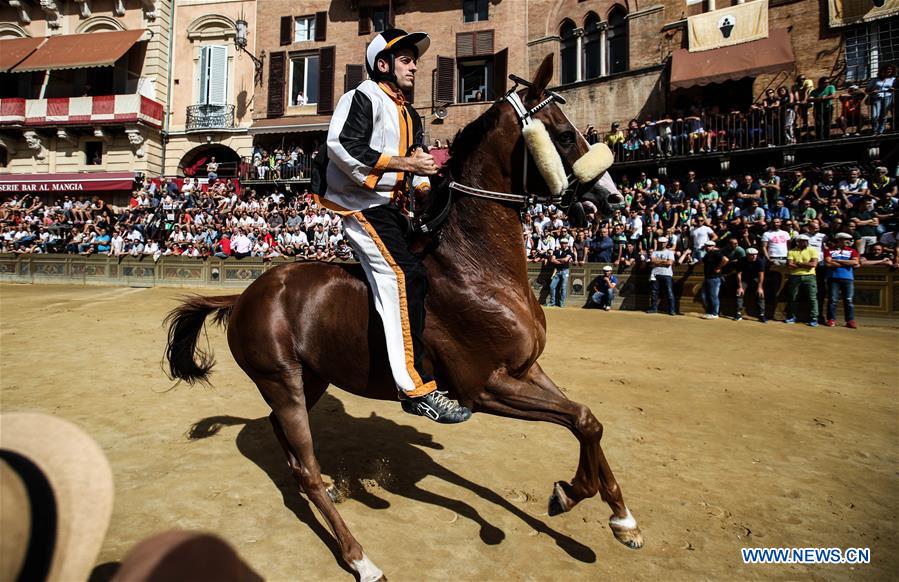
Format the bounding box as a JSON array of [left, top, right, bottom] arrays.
[[322, 29, 471, 424]]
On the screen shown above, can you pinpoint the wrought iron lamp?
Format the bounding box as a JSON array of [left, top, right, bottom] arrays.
[[235, 17, 265, 86]]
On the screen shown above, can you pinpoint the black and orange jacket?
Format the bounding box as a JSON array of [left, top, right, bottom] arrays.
[[323, 80, 429, 213]]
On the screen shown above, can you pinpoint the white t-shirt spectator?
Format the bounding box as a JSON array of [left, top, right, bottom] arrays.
[[627, 215, 643, 241], [651, 249, 674, 277], [232, 234, 252, 254], [761, 229, 790, 258], [690, 225, 714, 251], [537, 236, 557, 254], [533, 216, 551, 235], [111, 234, 125, 255], [838, 178, 868, 195], [807, 232, 827, 258]]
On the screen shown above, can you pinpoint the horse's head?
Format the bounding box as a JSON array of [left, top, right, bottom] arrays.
[[510, 54, 622, 226]]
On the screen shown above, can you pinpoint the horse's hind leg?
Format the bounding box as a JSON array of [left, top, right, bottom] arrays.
[[267, 371, 342, 500], [476, 365, 643, 549], [256, 372, 385, 582]]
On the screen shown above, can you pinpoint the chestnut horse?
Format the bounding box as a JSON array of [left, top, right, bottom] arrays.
[[164, 55, 641, 581]]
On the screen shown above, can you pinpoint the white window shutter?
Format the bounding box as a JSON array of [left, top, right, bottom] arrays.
[[198, 46, 211, 104], [207, 45, 228, 105]]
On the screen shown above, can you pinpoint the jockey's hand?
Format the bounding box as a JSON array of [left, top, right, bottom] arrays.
[[406, 148, 438, 176]]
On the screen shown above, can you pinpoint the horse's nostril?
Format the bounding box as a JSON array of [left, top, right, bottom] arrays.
[[608, 194, 624, 205]]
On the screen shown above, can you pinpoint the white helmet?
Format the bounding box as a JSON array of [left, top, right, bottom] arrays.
[[365, 28, 431, 83]]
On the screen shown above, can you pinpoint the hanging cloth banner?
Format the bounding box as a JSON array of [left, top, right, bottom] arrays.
[[688, 0, 769, 53], [828, 0, 899, 27]]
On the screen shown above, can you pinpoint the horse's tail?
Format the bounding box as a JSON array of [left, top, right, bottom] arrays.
[[164, 294, 238, 385]]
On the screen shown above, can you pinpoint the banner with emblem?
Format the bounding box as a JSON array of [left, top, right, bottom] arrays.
[[687, 0, 769, 53], [828, 0, 899, 27]]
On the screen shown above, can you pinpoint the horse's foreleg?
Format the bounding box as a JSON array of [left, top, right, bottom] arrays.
[[476, 367, 642, 549], [525, 363, 626, 512], [258, 375, 385, 581]]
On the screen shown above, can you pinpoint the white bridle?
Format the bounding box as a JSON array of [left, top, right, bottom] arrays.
[[448, 87, 612, 207]]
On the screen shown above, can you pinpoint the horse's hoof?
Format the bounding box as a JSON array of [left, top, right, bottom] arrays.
[[351, 554, 384, 582], [326, 484, 340, 503], [547, 481, 573, 516], [609, 508, 643, 550]]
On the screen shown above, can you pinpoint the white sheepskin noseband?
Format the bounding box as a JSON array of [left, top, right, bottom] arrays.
[[522, 121, 569, 196], [573, 143, 614, 184]]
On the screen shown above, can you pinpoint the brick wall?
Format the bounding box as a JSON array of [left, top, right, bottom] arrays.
[[753, 0, 844, 96], [249, 0, 856, 148], [254, 0, 527, 143]]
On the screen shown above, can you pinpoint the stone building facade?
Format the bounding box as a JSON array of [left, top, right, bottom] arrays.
[[0, 0, 171, 199], [247, 0, 895, 152], [249, 0, 529, 149], [163, 0, 257, 178], [1, 0, 894, 188], [527, 0, 895, 130]]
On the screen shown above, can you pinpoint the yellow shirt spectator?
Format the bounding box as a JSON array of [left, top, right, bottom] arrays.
[[788, 246, 818, 276], [605, 130, 625, 147]]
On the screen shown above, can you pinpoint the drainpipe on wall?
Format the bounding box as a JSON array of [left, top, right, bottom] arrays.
[[161, 0, 176, 176]]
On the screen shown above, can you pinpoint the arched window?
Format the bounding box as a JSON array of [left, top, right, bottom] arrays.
[[560, 20, 578, 85], [607, 6, 628, 75], [75, 16, 127, 34], [0, 23, 30, 39], [583, 13, 602, 80]]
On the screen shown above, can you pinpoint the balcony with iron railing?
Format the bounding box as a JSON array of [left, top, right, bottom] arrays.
[[185, 104, 236, 131], [592, 99, 896, 166], [239, 154, 313, 182]]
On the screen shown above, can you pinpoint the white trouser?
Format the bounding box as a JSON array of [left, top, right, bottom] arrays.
[[342, 212, 435, 397]]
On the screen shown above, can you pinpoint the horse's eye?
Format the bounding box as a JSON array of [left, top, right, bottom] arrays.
[[559, 131, 576, 146]]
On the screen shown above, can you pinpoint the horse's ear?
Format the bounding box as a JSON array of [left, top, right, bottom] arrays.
[[527, 53, 554, 101]]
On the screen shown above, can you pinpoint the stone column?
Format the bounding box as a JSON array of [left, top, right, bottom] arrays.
[[600, 26, 608, 77]]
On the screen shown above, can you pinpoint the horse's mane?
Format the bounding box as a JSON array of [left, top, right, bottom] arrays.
[[425, 100, 525, 275], [445, 102, 504, 177]]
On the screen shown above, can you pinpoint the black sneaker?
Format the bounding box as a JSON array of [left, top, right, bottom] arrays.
[[402, 391, 471, 424]]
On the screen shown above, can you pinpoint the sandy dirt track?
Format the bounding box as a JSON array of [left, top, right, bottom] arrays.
[[1, 283, 897, 581]]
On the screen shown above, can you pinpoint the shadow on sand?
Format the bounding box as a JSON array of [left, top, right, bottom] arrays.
[[187, 394, 597, 565]]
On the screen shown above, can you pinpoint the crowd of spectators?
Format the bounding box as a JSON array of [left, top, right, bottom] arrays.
[[591, 68, 896, 160], [2, 154, 897, 326], [0, 176, 353, 263], [526, 163, 898, 326]]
